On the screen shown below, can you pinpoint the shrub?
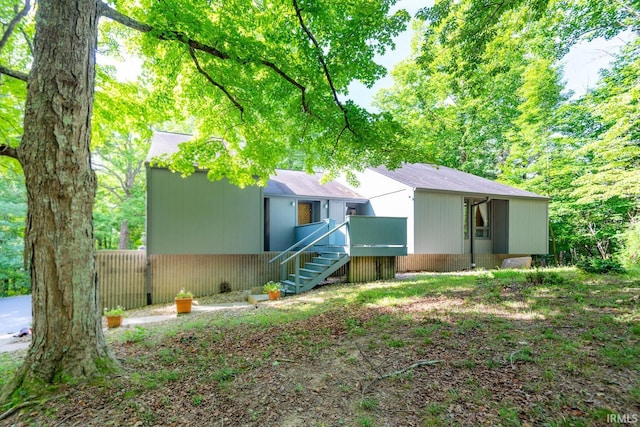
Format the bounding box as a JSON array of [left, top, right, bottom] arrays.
[[103, 306, 125, 317], [618, 221, 640, 271], [576, 257, 625, 274], [525, 269, 568, 286], [176, 289, 193, 299]]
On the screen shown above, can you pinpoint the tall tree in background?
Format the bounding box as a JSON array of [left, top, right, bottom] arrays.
[[0, 0, 29, 296], [0, 158, 28, 296], [377, 2, 565, 178], [92, 76, 167, 249], [566, 38, 640, 261], [378, 0, 638, 263], [0, 0, 409, 400]]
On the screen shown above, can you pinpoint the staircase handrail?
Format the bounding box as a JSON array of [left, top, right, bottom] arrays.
[[268, 219, 332, 264], [279, 220, 349, 265]]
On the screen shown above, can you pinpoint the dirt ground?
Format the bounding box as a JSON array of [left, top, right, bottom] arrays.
[[2, 274, 639, 426]]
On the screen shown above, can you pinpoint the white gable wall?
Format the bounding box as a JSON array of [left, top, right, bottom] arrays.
[[349, 169, 415, 251], [508, 199, 549, 254]]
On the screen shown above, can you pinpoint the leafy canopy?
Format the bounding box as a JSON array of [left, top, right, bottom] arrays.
[[111, 0, 413, 185]]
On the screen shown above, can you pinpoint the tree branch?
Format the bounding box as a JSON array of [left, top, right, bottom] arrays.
[[0, 63, 28, 82], [19, 26, 33, 56], [0, 0, 30, 52], [292, 0, 356, 139], [0, 144, 18, 159], [93, 160, 128, 193], [98, 2, 152, 33], [188, 47, 244, 117], [99, 3, 229, 60], [260, 59, 310, 114], [362, 359, 443, 395], [100, 2, 313, 116]]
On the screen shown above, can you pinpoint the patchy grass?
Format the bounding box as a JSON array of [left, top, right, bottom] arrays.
[[0, 352, 22, 391], [1, 268, 639, 426]]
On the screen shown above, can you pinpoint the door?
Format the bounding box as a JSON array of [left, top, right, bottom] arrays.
[[298, 202, 312, 225], [492, 199, 509, 253], [264, 198, 270, 251]]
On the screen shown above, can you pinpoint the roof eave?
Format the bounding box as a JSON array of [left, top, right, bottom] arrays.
[[414, 187, 550, 200]]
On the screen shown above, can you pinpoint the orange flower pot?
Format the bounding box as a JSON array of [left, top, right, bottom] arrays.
[[268, 290, 281, 301], [175, 297, 193, 314], [106, 315, 123, 328]]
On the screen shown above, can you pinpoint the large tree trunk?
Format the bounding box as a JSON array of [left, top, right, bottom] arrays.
[[4, 0, 114, 397]]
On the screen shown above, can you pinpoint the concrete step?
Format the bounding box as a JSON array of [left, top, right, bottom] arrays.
[[247, 294, 269, 304]]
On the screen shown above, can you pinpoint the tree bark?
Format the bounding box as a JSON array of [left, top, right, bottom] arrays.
[[119, 220, 130, 249], [4, 0, 114, 397]]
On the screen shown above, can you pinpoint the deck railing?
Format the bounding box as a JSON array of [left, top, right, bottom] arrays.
[[270, 220, 349, 287], [269, 216, 408, 287], [347, 216, 408, 256]]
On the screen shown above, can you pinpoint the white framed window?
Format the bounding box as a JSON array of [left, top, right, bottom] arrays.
[[474, 202, 490, 239]]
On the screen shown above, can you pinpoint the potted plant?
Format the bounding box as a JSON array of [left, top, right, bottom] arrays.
[[103, 306, 124, 328], [263, 281, 281, 301], [175, 289, 194, 314]]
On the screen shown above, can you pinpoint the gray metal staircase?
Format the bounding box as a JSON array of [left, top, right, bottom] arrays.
[[281, 249, 350, 294], [269, 220, 350, 295], [268, 216, 408, 296]]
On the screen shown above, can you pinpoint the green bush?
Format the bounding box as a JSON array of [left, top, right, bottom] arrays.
[[618, 221, 640, 270], [0, 239, 30, 297], [525, 269, 568, 285], [576, 257, 625, 274]]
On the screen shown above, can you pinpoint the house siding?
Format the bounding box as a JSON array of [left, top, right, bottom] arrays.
[[266, 197, 297, 251], [397, 253, 529, 272], [508, 199, 549, 254], [147, 168, 263, 254], [414, 192, 464, 254], [329, 200, 347, 245], [350, 170, 414, 251]]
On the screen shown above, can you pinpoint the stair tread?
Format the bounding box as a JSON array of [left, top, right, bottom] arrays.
[[279, 247, 350, 294], [288, 274, 313, 281], [305, 262, 326, 269], [282, 280, 302, 288]]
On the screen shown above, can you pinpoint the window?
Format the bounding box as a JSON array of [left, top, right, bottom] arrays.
[[475, 202, 490, 239]]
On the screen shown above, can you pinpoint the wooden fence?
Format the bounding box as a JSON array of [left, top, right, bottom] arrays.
[[97, 251, 530, 310], [97, 251, 315, 309], [96, 251, 146, 310]]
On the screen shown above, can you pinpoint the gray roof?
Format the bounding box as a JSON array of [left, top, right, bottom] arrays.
[[147, 132, 366, 201], [370, 163, 548, 199], [265, 169, 366, 201], [148, 132, 545, 200], [146, 131, 191, 162]]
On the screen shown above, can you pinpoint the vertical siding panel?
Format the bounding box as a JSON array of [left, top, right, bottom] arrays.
[[97, 251, 146, 310], [145, 253, 284, 304], [348, 257, 395, 283], [396, 254, 529, 273]]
